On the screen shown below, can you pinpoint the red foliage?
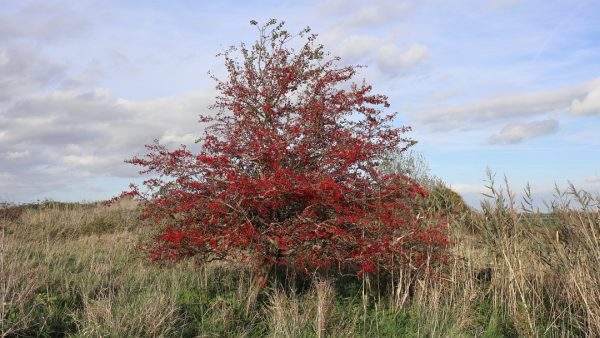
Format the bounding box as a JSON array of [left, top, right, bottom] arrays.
[[125, 20, 449, 277]]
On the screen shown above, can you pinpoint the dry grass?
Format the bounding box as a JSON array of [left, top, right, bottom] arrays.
[[1, 178, 599, 336]]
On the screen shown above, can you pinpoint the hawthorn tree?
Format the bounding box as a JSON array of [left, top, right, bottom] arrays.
[[125, 20, 448, 279]]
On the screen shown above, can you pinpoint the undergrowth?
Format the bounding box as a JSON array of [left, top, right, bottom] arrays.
[[2, 177, 599, 336]]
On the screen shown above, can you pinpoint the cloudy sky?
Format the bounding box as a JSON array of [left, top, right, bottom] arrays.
[[1, 0, 599, 205]]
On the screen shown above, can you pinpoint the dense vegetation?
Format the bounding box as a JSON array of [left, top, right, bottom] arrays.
[[2, 176, 599, 336]]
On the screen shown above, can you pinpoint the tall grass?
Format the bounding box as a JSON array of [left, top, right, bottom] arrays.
[[1, 177, 599, 336]]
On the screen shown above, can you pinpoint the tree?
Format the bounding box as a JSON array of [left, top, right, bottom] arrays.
[[125, 20, 449, 279]]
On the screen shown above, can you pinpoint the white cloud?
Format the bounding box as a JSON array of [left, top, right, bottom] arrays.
[[0, 45, 66, 101], [570, 82, 600, 116], [0, 50, 9, 66], [320, 1, 426, 76], [4, 150, 30, 160], [489, 119, 559, 144], [0, 78, 212, 199], [377, 43, 428, 75], [450, 183, 485, 194], [418, 79, 598, 130], [63, 155, 106, 167], [345, 2, 413, 28], [160, 131, 198, 145], [335, 36, 428, 75], [320, 0, 414, 29], [0, 2, 88, 42], [336, 35, 383, 62]]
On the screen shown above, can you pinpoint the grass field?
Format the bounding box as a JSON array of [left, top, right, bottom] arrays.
[[1, 179, 599, 337]]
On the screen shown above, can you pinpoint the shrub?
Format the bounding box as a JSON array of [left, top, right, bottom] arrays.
[[124, 20, 449, 280], [382, 150, 471, 217]]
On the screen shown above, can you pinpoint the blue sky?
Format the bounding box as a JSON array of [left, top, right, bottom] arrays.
[[1, 0, 599, 205]]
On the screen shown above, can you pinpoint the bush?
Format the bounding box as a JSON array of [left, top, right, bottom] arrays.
[[382, 150, 471, 217], [124, 20, 449, 281]]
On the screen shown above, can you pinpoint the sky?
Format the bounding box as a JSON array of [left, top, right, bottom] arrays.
[[1, 0, 599, 206]]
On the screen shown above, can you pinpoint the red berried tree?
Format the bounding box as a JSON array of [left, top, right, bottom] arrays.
[[125, 20, 448, 279]]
